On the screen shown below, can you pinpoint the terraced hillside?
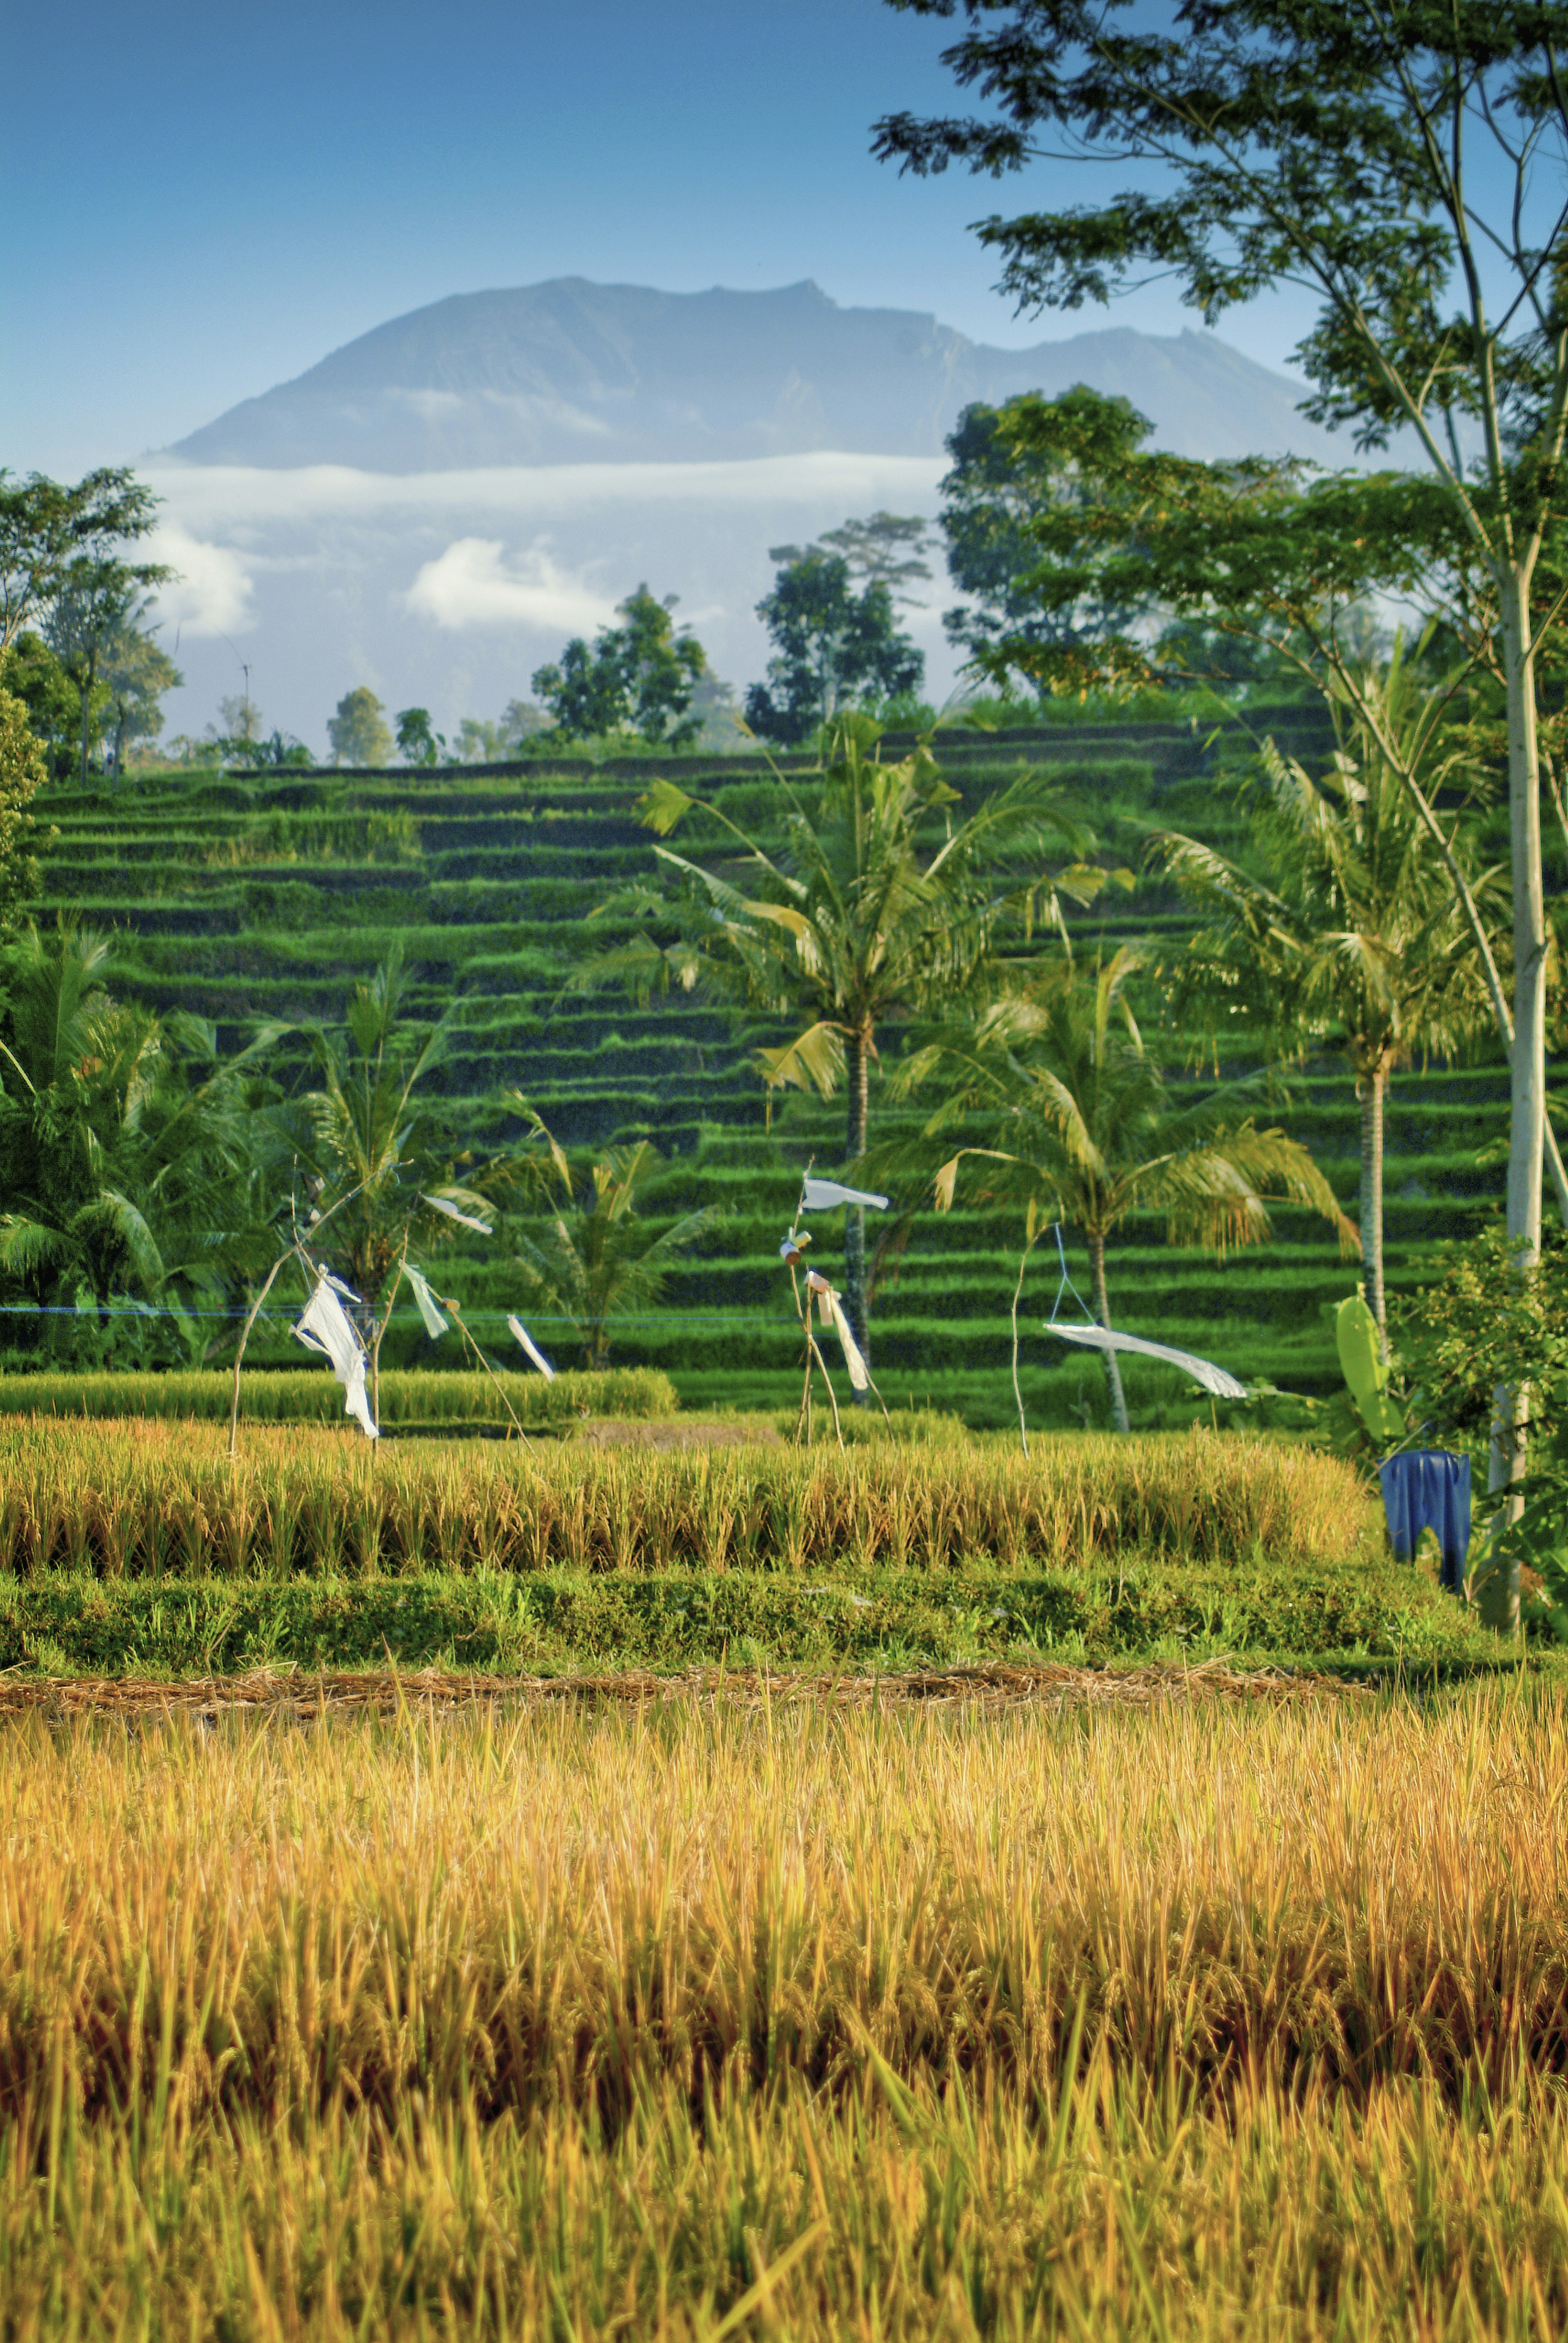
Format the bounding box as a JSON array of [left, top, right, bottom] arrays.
[[30, 714, 1527, 1427]]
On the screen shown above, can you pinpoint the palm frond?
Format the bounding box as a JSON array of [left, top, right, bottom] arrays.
[[754, 1023, 846, 1100]]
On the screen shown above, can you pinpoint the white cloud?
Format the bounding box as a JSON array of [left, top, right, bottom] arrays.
[[143, 450, 945, 530], [146, 523, 256, 635], [405, 538, 619, 633]]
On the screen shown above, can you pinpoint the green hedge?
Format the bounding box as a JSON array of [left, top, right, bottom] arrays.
[[0, 1367, 677, 1429], [0, 1557, 1492, 1677]]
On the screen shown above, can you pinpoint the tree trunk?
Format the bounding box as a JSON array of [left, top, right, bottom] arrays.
[[1359, 1063, 1387, 1346], [1086, 1228, 1130, 1436], [842, 1021, 872, 1399], [78, 658, 94, 792], [1483, 570, 1548, 1639]]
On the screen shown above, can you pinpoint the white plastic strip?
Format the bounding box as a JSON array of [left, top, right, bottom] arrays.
[[507, 1313, 556, 1381], [1046, 1322, 1247, 1400], [828, 1293, 871, 1392], [423, 1193, 491, 1233], [404, 1264, 449, 1340]]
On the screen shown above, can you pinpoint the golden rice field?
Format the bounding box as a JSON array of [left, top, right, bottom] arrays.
[[2, 1687, 1568, 2335], [0, 1416, 1365, 1577]]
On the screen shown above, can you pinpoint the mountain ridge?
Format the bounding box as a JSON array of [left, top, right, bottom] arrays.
[[165, 277, 1345, 472]]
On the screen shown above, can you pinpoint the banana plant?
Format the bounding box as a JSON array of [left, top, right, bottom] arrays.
[[1334, 1287, 1409, 1448]]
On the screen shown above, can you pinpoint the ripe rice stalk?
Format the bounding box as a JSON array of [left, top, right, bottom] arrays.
[[0, 1420, 1372, 1580], [0, 1690, 1565, 2141]]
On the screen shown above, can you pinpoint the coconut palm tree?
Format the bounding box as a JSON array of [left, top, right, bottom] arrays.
[[892, 946, 1356, 1435], [0, 916, 283, 1357], [1152, 658, 1503, 1342], [297, 949, 512, 1305], [581, 713, 1116, 1370], [511, 1140, 722, 1371], [294, 950, 566, 1411]]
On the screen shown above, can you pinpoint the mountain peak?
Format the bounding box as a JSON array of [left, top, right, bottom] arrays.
[[164, 276, 1339, 473]]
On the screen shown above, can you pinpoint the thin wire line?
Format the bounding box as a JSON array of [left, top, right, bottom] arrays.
[[1047, 1222, 1094, 1329], [0, 1303, 803, 1328]]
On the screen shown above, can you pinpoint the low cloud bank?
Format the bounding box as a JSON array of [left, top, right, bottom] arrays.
[[135, 453, 955, 749]]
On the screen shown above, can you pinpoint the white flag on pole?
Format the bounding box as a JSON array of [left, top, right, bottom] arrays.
[[801, 1177, 889, 1213]]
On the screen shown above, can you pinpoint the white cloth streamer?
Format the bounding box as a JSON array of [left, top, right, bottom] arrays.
[[507, 1313, 556, 1381], [404, 1264, 448, 1340], [801, 1177, 889, 1213], [293, 1277, 380, 1439], [423, 1193, 491, 1233], [1046, 1321, 1247, 1400], [827, 1293, 871, 1392]]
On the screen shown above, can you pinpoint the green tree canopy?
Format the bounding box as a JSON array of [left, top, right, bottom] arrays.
[[0, 690, 47, 928], [532, 587, 707, 747], [875, 0, 1568, 1624], [326, 688, 393, 768], [768, 513, 934, 605], [0, 468, 163, 657], [938, 398, 1149, 675], [0, 920, 285, 1363], [47, 566, 173, 792], [214, 694, 263, 748], [0, 635, 78, 781], [99, 614, 181, 777], [744, 551, 924, 746], [395, 706, 445, 766]]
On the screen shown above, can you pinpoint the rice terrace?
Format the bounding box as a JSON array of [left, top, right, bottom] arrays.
[[9, 0, 1568, 2333]]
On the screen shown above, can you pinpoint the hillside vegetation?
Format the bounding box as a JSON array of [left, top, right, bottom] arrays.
[[33, 712, 1515, 1426]]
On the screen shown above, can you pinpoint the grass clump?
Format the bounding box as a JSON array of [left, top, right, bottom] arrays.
[[0, 1691, 1567, 2332], [0, 1551, 1488, 1673]]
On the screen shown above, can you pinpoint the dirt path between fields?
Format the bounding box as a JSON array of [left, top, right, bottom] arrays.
[[0, 1657, 1374, 1722]]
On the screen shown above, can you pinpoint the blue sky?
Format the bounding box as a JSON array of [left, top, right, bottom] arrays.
[[0, 0, 1314, 476]]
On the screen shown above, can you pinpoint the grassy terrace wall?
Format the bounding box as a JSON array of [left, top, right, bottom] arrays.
[[31, 712, 1530, 1425]]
